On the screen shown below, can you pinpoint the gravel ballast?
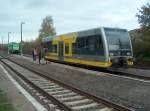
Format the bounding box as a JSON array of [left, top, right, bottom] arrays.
[[8, 55, 150, 110]]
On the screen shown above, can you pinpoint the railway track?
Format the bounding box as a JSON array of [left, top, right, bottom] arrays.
[[0, 57, 133, 111], [106, 68, 150, 82], [21, 54, 150, 81]]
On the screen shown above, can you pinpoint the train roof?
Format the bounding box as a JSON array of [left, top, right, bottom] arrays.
[[42, 27, 128, 42]]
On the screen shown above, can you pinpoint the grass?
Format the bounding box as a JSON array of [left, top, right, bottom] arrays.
[[0, 90, 15, 111]]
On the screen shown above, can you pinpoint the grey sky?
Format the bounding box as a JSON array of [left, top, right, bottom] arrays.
[[0, 0, 148, 43]]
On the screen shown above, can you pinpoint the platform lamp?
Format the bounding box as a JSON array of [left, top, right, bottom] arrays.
[[20, 22, 25, 56], [8, 32, 11, 54]]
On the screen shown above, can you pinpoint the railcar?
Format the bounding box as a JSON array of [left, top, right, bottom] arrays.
[[42, 27, 133, 68], [8, 42, 20, 54]]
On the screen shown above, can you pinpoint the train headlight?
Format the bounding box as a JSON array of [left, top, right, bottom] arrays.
[[128, 58, 133, 61], [127, 52, 131, 56], [110, 53, 114, 56]]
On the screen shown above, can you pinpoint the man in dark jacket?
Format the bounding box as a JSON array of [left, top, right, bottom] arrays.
[[38, 50, 41, 64], [32, 50, 35, 61]]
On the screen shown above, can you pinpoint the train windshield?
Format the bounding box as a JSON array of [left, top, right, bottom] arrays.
[[104, 28, 132, 56]]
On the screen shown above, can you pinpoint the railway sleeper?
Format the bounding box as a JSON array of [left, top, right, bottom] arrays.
[[29, 78, 48, 82], [48, 89, 71, 95], [95, 107, 114, 111], [42, 87, 65, 92], [42, 85, 60, 89], [31, 80, 51, 83], [32, 81, 52, 84], [43, 99, 52, 104], [65, 98, 94, 107], [72, 102, 101, 111], [47, 104, 58, 111], [53, 92, 77, 98], [36, 83, 57, 87], [59, 95, 85, 102]]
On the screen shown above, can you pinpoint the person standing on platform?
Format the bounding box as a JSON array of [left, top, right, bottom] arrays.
[[37, 46, 41, 64], [32, 49, 35, 61], [33, 48, 37, 61], [44, 48, 49, 64], [38, 50, 41, 64]]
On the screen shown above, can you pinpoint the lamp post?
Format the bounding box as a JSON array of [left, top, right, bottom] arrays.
[[20, 22, 25, 56], [8, 32, 11, 54]]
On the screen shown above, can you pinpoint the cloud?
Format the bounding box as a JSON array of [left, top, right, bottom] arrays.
[[0, 0, 148, 42], [26, 0, 49, 9]]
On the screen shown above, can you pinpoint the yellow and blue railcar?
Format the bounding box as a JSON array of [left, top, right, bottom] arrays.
[[42, 27, 133, 68]]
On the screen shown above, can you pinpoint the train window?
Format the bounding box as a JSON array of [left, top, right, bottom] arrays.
[[72, 43, 78, 54], [52, 45, 57, 53], [72, 34, 104, 55], [104, 28, 131, 50], [65, 43, 69, 54], [77, 37, 85, 54], [95, 35, 104, 55], [86, 37, 95, 54]]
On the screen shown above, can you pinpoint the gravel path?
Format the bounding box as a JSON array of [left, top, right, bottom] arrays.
[[8, 55, 150, 110]]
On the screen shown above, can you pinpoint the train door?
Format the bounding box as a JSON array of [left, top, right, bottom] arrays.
[[59, 41, 64, 61]]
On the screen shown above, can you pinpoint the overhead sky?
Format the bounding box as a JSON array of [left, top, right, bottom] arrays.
[[0, 0, 148, 43]]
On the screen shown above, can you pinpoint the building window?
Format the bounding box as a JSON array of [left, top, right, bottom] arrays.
[[65, 43, 69, 54]]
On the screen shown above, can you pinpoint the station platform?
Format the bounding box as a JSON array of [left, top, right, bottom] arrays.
[[0, 62, 46, 111]]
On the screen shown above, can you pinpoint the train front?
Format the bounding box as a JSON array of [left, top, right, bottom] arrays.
[[104, 28, 134, 67]]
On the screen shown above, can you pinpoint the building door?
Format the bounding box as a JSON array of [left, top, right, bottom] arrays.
[[59, 41, 64, 61]]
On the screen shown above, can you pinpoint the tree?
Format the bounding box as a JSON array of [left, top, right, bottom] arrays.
[[136, 1, 150, 41], [38, 16, 56, 41], [134, 1, 150, 59], [136, 2, 150, 27]]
